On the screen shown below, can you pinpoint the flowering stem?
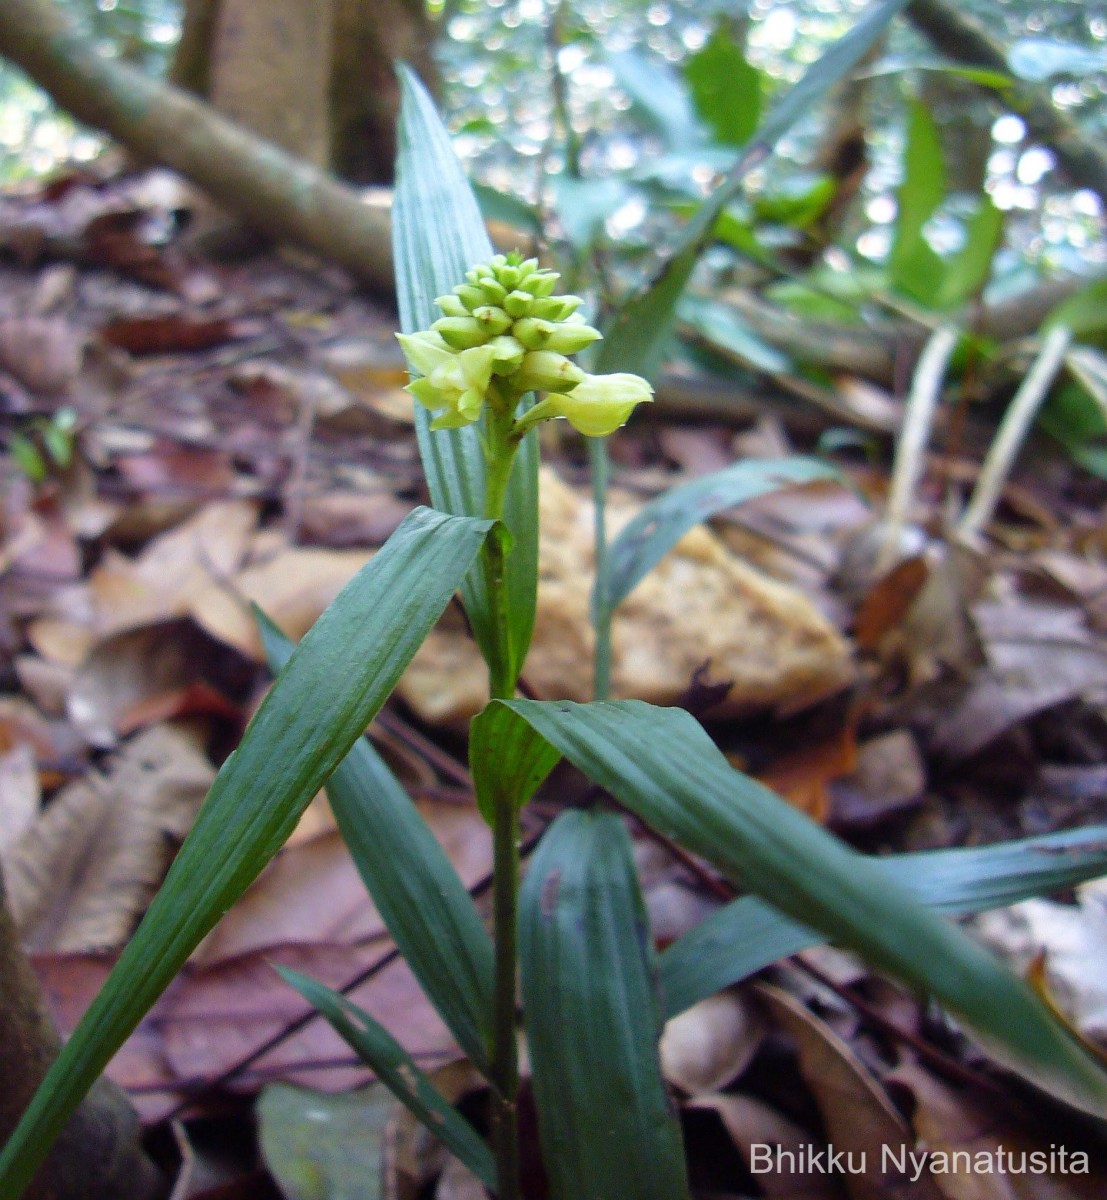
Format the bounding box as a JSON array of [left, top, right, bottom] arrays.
[[482, 388, 523, 1200]]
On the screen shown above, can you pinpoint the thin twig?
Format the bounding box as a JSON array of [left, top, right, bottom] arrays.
[[957, 325, 1072, 546], [878, 325, 959, 573]]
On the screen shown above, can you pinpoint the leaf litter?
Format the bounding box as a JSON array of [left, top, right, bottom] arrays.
[[1, 169, 1106, 1193]]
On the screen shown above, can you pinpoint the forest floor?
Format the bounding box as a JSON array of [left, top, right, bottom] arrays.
[[2, 168, 1107, 1198]]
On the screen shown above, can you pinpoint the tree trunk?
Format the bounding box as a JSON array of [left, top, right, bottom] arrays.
[[171, 0, 435, 184], [0, 865, 164, 1200], [0, 0, 394, 291]]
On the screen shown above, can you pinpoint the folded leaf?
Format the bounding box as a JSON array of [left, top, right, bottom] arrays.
[[520, 810, 691, 1200], [278, 967, 496, 1190], [0, 508, 492, 1199]]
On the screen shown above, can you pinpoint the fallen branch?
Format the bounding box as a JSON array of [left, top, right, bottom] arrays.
[[0, 0, 393, 292]]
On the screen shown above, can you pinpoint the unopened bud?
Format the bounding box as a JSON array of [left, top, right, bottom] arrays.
[[515, 350, 585, 393]]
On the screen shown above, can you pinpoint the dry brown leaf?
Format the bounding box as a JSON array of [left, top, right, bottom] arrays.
[[401, 468, 853, 726], [0, 745, 40, 852], [0, 315, 84, 393], [193, 796, 492, 965], [66, 619, 239, 747], [87, 499, 259, 638], [659, 992, 765, 1095], [687, 1094, 841, 1200], [160, 944, 457, 1095], [4, 723, 214, 952], [190, 545, 370, 659], [829, 730, 926, 831], [889, 1063, 1107, 1200], [757, 723, 859, 823], [756, 983, 943, 1200]]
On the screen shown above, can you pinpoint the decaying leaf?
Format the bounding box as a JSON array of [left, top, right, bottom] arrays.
[[660, 992, 765, 1096], [4, 723, 215, 952]]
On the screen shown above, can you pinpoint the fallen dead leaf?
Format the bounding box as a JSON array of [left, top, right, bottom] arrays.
[[0, 315, 84, 393], [660, 991, 765, 1095], [687, 1093, 840, 1200], [755, 982, 943, 1200], [0, 744, 40, 852], [889, 1063, 1107, 1199], [4, 723, 215, 952], [757, 723, 859, 823]]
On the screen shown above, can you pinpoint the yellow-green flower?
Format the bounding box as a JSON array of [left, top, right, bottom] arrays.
[[397, 332, 496, 430], [543, 372, 654, 437], [397, 254, 652, 438]]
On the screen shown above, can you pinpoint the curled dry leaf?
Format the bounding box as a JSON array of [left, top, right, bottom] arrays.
[[755, 982, 944, 1200], [888, 1062, 1107, 1200], [687, 1093, 839, 1200], [660, 991, 766, 1096], [4, 723, 215, 952], [0, 315, 84, 393]]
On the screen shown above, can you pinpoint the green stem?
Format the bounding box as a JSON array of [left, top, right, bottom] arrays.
[[482, 391, 522, 1200], [588, 435, 612, 701]]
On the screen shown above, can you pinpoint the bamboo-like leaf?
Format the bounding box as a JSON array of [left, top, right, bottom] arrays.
[[489, 699, 1107, 1114], [600, 456, 837, 614], [393, 66, 538, 673], [0, 508, 491, 1199], [597, 0, 911, 379], [259, 614, 495, 1076], [519, 810, 691, 1200], [277, 968, 496, 1190], [661, 824, 1107, 1018], [469, 700, 561, 826]]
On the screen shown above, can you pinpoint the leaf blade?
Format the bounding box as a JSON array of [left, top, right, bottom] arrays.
[[520, 810, 691, 1200], [0, 508, 492, 1198], [660, 824, 1107, 1018], [277, 967, 497, 1190], [393, 65, 539, 673], [495, 699, 1107, 1113]]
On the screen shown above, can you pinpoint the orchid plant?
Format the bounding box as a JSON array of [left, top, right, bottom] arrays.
[[3, 13, 1107, 1200]]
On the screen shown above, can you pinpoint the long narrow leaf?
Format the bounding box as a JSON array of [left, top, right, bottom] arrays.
[[601, 456, 837, 612], [393, 67, 539, 672], [277, 968, 496, 1190], [661, 824, 1107, 1018], [0, 508, 491, 1199], [519, 810, 691, 1200], [490, 699, 1107, 1113], [259, 615, 495, 1076], [597, 0, 911, 378]]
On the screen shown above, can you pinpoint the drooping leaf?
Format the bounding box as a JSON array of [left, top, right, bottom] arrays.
[[277, 968, 496, 1190], [0, 508, 492, 1198], [888, 99, 946, 301], [259, 614, 495, 1076], [487, 699, 1107, 1114], [684, 23, 762, 147], [393, 66, 539, 676], [1008, 38, 1107, 83], [600, 456, 837, 614], [935, 195, 1004, 310], [1045, 277, 1107, 338], [469, 700, 561, 827], [598, 0, 912, 379], [661, 823, 1107, 1018], [677, 294, 794, 374], [520, 810, 691, 1200]]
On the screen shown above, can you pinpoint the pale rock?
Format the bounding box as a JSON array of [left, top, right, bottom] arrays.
[[398, 468, 852, 725]]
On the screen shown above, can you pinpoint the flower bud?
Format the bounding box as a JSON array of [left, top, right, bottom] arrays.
[[478, 278, 508, 305], [405, 343, 495, 430], [435, 293, 468, 317], [472, 305, 513, 336], [488, 334, 525, 375], [503, 290, 534, 318], [531, 295, 582, 321], [519, 271, 558, 298], [432, 316, 491, 349], [453, 284, 486, 310], [514, 350, 585, 393], [396, 330, 455, 377], [545, 372, 653, 437]]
